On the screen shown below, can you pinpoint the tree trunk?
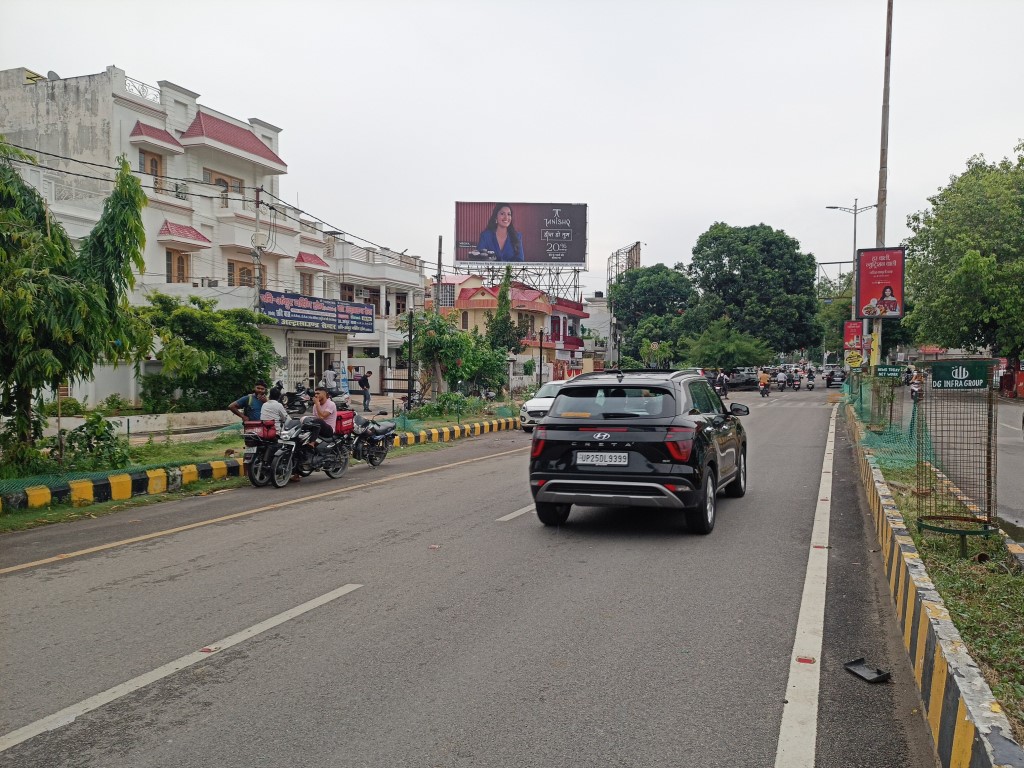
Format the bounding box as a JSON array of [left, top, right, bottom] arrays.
[[15, 383, 34, 447]]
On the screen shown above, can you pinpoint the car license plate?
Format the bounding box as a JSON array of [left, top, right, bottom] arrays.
[[576, 452, 628, 466], [244, 447, 256, 456]]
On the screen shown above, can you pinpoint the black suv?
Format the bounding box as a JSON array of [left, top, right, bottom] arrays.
[[528, 370, 749, 534]]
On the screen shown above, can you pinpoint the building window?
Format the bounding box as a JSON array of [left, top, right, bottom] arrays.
[[461, 311, 469, 330], [340, 283, 354, 302], [228, 259, 264, 288], [396, 293, 408, 314], [300, 272, 314, 296], [203, 168, 243, 207], [139, 150, 164, 192], [165, 250, 190, 284]]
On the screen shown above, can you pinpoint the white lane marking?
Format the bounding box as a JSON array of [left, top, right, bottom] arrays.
[[497, 504, 536, 522], [774, 405, 837, 768], [0, 583, 363, 753], [1001, 420, 1022, 433]]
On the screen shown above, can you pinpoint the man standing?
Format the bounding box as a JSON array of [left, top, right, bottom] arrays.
[[229, 380, 268, 421], [358, 370, 372, 412], [322, 363, 339, 393]]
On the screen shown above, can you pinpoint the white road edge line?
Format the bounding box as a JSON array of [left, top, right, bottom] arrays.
[[0, 583, 363, 754], [497, 504, 536, 522], [774, 404, 838, 768]]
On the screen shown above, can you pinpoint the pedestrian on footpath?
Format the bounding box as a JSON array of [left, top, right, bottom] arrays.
[[228, 380, 268, 421], [321, 364, 339, 393], [358, 370, 373, 412]]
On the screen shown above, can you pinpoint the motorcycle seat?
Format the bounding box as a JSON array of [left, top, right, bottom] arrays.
[[370, 422, 395, 435]]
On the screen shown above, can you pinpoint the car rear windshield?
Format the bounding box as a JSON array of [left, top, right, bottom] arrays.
[[549, 386, 675, 419]]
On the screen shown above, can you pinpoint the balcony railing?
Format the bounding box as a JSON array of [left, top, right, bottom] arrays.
[[124, 76, 161, 104]]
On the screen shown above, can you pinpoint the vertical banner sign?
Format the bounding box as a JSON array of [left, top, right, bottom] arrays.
[[843, 321, 863, 367], [856, 247, 906, 319]]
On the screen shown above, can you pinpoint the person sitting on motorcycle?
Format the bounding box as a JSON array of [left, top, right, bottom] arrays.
[[260, 387, 289, 432], [312, 387, 338, 445], [776, 370, 788, 388], [715, 369, 730, 399]]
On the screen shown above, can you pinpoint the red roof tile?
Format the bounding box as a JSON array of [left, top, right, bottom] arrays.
[[180, 112, 286, 168], [129, 120, 184, 150], [295, 251, 331, 270], [157, 220, 212, 246]]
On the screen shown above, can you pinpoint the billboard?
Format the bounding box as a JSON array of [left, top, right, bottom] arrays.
[[455, 202, 587, 264], [843, 321, 863, 368], [856, 247, 905, 320], [259, 290, 375, 333]]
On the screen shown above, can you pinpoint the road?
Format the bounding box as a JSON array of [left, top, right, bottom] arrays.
[[997, 399, 1024, 534], [0, 387, 937, 767]]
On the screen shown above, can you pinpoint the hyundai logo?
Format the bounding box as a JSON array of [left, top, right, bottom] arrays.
[[593, 432, 611, 440]]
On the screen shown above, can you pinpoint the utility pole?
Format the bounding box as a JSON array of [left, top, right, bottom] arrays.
[[436, 235, 443, 312], [537, 329, 545, 389], [873, 0, 894, 366], [252, 185, 265, 311], [826, 198, 876, 370]]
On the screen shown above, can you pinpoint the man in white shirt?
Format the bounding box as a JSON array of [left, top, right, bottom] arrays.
[[260, 387, 290, 431], [322, 364, 339, 392]]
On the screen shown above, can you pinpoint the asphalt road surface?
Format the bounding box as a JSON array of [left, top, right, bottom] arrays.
[[0, 387, 938, 767]]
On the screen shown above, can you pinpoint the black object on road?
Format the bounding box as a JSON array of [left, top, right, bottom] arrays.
[[844, 657, 892, 684]]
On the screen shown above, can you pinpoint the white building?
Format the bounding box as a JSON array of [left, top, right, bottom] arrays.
[[0, 65, 427, 403]]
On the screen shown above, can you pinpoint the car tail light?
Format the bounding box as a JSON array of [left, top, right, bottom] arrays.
[[531, 427, 546, 458], [664, 426, 695, 461]]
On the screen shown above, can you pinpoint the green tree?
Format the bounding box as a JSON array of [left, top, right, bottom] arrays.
[[607, 264, 697, 331], [905, 144, 1024, 357], [136, 293, 278, 412], [684, 318, 774, 370], [414, 310, 474, 395], [688, 223, 820, 352], [484, 265, 527, 354], [0, 142, 151, 448]]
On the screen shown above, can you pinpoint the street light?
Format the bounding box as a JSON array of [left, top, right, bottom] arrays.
[[827, 198, 877, 371], [537, 329, 545, 389], [826, 198, 877, 321]]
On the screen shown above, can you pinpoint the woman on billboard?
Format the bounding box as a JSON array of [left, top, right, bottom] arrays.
[[878, 285, 900, 315], [477, 203, 524, 262]]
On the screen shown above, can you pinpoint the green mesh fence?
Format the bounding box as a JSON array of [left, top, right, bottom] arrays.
[[844, 373, 926, 472]]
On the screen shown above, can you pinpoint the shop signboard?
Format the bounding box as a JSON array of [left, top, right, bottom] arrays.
[[875, 365, 903, 378], [259, 290, 375, 333]]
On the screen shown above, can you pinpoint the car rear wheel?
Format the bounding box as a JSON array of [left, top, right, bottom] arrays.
[[685, 469, 716, 535], [522, 426, 533, 433], [724, 448, 746, 497], [536, 502, 571, 526]]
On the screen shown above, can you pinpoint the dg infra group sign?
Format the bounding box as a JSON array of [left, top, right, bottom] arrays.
[[930, 361, 991, 390]]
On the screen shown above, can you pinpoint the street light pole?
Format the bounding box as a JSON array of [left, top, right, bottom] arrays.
[[406, 307, 414, 411], [537, 329, 545, 389], [827, 199, 877, 370]]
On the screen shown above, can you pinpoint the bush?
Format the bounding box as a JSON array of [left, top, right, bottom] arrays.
[[52, 412, 130, 471], [41, 397, 86, 417], [97, 393, 132, 414]]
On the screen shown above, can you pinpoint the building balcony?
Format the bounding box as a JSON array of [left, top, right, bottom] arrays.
[[562, 335, 584, 351]]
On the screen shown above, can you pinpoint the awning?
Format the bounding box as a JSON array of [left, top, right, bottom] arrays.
[[295, 251, 332, 271], [157, 220, 212, 250]]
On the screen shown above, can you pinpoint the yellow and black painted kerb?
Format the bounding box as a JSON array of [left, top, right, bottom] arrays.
[[845, 405, 1024, 768], [392, 417, 520, 448], [0, 460, 243, 514]]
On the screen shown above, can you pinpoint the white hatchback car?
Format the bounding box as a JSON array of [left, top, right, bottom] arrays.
[[519, 380, 566, 432]]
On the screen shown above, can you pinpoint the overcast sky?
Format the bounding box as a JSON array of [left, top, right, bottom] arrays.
[[3, 0, 1022, 297]]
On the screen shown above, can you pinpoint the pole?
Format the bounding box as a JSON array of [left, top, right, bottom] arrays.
[[537, 329, 544, 389], [436, 235, 443, 310], [407, 308, 414, 411], [873, 0, 894, 367], [252, 186, 264, 311]]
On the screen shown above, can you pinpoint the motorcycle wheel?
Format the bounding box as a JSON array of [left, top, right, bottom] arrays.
[[367, 441, 390, 467], [247, 454, 271, 487], [270, 450, 294, 488], [324, 446, 349, 479]]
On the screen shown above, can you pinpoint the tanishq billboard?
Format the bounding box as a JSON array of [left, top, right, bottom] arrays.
[[455, 202, 588, 264], [856, 247, 906, 320]]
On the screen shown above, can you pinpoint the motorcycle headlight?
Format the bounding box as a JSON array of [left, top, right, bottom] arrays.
[[282, 426, 301, 439]]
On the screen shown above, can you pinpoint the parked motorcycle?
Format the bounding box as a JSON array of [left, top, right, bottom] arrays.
[[242, 419, 281, 488], [275, 380, 313, 415], [346, 410, 397, 468], [401, 389, 429, 410], [269, 414, 351, 488]]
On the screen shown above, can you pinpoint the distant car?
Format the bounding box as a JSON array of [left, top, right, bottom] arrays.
[[519, 380, 566, 432], [730, 367, 759, 387], [528, 369, 750, 533], [825, 369, 847, 388]]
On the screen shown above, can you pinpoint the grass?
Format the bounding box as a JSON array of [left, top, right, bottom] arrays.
[[128, 432, 245, 466], [882, 468, 1024, 745]]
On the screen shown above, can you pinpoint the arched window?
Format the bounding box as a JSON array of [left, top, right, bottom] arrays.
[[461, 311, 469, 330]]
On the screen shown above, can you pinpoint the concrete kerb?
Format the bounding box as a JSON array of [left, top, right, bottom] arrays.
[[845, 404, 1024, 768], [0, 417, 521, 515]]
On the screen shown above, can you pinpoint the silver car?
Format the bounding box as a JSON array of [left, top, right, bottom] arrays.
[[519, 381, 566, 432]]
